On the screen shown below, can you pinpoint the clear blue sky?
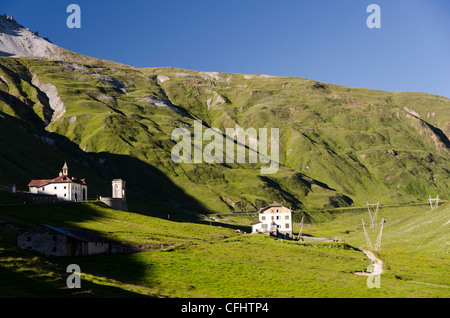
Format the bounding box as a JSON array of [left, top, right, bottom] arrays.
[[3, 0, 450, 98]]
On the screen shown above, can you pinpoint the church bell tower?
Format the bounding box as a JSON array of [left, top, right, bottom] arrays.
[[59, 161, 69, 176], [112, 179, 126, 199]]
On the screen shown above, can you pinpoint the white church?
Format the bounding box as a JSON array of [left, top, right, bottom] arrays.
[[28, 162, 87, 202]]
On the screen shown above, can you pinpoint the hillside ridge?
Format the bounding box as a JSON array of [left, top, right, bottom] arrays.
[[0, 15, 449, 213]]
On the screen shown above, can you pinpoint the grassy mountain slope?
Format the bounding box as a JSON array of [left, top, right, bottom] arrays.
[[373, 202, 449, 258], [298, 202, 449, 259], [0, 200, 239, 297], [281, 202, 449, 293], [146, 67, 450, 205], [0, 53, 449, 213], [0, 200, 448, 297], [0, 57, 353, 213], [0, 17, 448, 300]]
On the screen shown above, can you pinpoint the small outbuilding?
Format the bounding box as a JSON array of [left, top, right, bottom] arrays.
[[17, 224, 110, 256]]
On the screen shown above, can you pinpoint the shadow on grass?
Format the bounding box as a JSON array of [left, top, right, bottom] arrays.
[[0, 112, 216, 297], [0, 262, 148, 298], [0, 113, 210, 220]]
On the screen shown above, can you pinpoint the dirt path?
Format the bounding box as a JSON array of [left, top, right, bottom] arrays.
[[356, 251, 450, 290], [407, 280, 450, 289], [354, 250, 383, 276], [363, 250, 383, 275]]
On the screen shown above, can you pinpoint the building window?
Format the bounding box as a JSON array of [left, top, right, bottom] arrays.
[[42, 187, 45, 191], [26, 246, 32, 249], [52, 247, 57, 252], [54, 186, 57, 190], [271, 216, 274, 220], [285, 215, 289, 220], [64, 186, 67, 189], [261, 216, 266, 221], [64, 194, 66, 197], [285, 223, 290, 229], [262, 224, 268, 229], [276, 209, 279, 212], [27, 236, 31, 242], [276, 216, 280, 220]]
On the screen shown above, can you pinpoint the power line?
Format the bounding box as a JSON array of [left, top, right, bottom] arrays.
[[428, 195, 441, 210]]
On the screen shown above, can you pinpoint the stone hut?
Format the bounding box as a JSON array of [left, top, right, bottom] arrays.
[[17, 224, 110, 256]]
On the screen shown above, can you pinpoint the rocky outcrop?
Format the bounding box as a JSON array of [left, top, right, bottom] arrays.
[[31, 74, 66, 123], [0, 14, 67, 60]]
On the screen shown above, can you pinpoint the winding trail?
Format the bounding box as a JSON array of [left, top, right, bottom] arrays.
[[358, 250, 450, 289], [354, 250, 383, 276], [363, 250, 383, 275]]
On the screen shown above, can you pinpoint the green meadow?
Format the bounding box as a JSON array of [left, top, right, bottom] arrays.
[[0, 197, 448, 298], [0, 23, 449, 301]]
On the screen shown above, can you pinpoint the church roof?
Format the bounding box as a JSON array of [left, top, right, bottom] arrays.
[[28, 161, 86, 188], [28, 175, 87, 187]]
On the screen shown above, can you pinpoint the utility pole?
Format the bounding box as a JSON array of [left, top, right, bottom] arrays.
[[366, 202, 380, 228], [297, 216, 304, 241], [428, 195, 440, 210], [374, 219, 384, 251], [362, 219, 373, 250]]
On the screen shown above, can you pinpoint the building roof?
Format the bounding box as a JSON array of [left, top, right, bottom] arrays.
[[42, 224, 109, 243], [258, 202, 290, 213], [28, 175, 87, 187]]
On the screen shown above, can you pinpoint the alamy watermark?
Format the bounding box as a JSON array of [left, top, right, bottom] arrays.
[[66, 264, 81, 288], [366, 4, 381, 29], [366, 264, 381, 288], [171, 120, 280, 175], [66, 4, 81, 29]]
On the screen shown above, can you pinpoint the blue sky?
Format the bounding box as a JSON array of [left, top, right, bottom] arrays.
[[2, 0, 450, 98]]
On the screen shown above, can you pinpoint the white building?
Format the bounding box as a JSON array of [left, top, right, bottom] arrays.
[[251, 203, 293, 239], [28, 162, 87, 202], [99, 179, 128, 211], [112, 179, 126, 200]]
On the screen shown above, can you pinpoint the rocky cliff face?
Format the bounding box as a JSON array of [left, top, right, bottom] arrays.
[[0, 14, 67, 60]]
